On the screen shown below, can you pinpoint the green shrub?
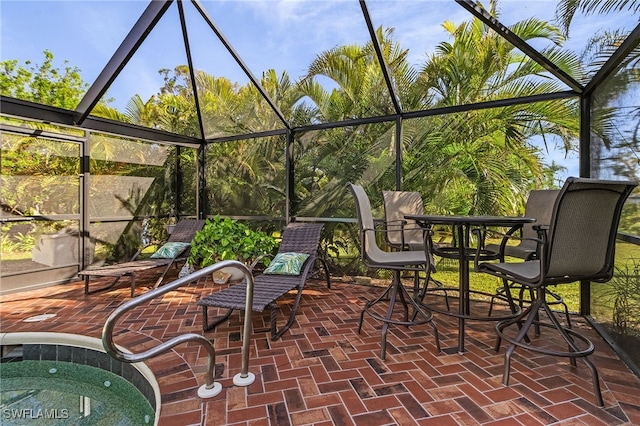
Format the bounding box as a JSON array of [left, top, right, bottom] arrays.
[[188, 215, 277, 268]]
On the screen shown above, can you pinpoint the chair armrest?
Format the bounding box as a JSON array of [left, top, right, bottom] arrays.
[[130, 242, 157, 261], [249, 253, 273, 272], [473, 231, 544, 272], [484, 225, 524, 260], [383, 219, 406, 227], [484, 224, 523, 240], [382, 219, 427, 251]]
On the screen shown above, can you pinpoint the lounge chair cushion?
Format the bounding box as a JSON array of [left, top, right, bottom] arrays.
[[263, 252, 309, 275], [150, 242, 191, 259]]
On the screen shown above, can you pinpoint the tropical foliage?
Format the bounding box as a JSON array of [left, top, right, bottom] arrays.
[[554, 0, 640, 238], [0, 49, 87, 110], [188, 215, 277, 268], [2, 0, 639, 261]]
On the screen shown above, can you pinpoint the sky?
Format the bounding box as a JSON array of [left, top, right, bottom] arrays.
[[1, 0, 638, 182]]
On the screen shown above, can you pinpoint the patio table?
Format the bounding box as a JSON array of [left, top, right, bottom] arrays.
[[406, 214, 535, 354]]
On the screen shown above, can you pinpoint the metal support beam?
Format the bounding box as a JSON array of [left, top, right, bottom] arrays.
[[175, 146, 183, 219], [579, 93, 591, 315], [456, 0, 584, 93], [286, 129, 295, 223], [291, 91, 577, 135], [360, 0, 402, 114], [584, 22, 640, 96], [1, 97, 201, 146], [205, 128, 288, 144], [190, 0, 291, 130], [197, 144, 207, 219], [177, 1, 207, 142], [74, 0, 173, 124], [395, 116, 402, 190], [579, 95, 591, 178], [80, 134, 91, 270]]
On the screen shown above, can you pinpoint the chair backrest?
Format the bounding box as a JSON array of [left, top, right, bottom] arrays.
[[348, 183, 391, 264], [168, 219, 206, 243], [278, 223, 324, 256], [544, 178, 636, 282], [521, 190, 560, 240], [382, 190, 425, 249]]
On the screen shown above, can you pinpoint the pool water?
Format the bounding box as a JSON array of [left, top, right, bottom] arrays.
[[1, 360, 155, 425]]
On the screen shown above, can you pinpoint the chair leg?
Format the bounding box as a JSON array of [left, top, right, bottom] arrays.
[[547, 288, 572, 328], [202, 306, 234, 332], [541, 301, 603, 406], [360, 270, 439, 360], [84, 275, 124, 295], [397, 279, 410, 325], [380, 273, 401, 360], [496, 290, 603, 407], [494, 284, 571, 336], [358, 284, 394, 334], [412, 296, 441, 353], [381, 271, 440, 359], [153, 261, 177, 289], [488, 279, 509, 317], [413, 275, 450, 321], [498, 298, 542, 386], [495, 295, 539, 352], [529, 288, 543, 337], [489, 279, 520, 317], [130, 272, 136, 297], [272, 282, 308, 341], [317, 258, 331, 289], [502, 344, 516, 386], [542, 301, 577, 366], [270, 302, 279, 340]]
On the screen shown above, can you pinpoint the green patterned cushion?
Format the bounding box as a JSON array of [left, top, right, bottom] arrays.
[[151, 242, 190, 259], [263, 252, 310, 275]]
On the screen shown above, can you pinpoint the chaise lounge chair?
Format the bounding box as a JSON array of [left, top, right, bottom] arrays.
[[79, 219, 205, 297], [198, 222, 330, 340]]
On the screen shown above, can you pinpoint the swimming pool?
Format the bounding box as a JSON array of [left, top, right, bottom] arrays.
[[0, 332, 159, 425]]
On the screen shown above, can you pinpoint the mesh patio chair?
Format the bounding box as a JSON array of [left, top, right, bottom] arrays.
[[79, 219, 205, 297], [198, 223, 330, 341], [485, 190, 570, 326], [382, 190, 426, 251], [486, 190, 560, 261], [349, 183, 440, 360], [382, 190, 449, 311], [476, 177, 637, 407]]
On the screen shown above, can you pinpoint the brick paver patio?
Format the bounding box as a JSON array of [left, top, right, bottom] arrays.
[[1, 269, 639, 425]]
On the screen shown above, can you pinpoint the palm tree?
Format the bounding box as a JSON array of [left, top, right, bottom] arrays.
[[555, 0, 639, 36], [407, 0, 584, 214], [556, 0, 640, 182], [296, 27, 417, 219], [199, 69, 307, 217], [297, 2, 587, 218]]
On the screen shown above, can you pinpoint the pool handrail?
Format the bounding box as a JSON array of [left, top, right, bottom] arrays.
[[101, 260, 256, 398]]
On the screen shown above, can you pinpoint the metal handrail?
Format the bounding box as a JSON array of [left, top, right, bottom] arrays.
[[102, 260, 256, 398]]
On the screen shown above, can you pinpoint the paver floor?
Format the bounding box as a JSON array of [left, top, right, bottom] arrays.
[[1, 270, 639, 425]]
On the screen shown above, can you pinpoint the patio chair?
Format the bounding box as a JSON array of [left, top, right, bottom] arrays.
[[485, 190, 570, 326], [198, 222, 330, 341], [486, 190, 560, 261], [349, 183, 440, 360], [382, 190, 426, 251], [79, 219, 205, 297], [382, 190, 449, 311], [475, 177, 637, 407]]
